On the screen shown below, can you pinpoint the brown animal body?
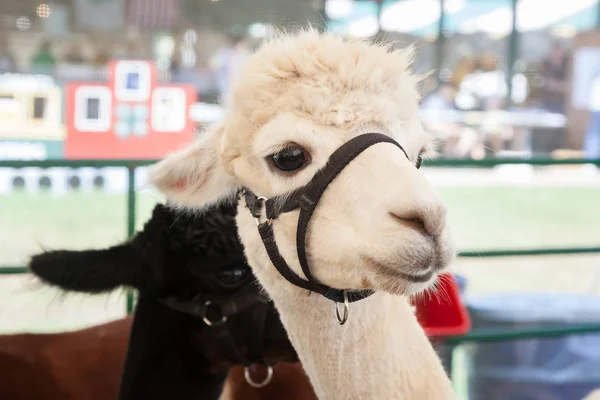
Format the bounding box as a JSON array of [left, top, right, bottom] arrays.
[[0, 315, 315, 400], [223, 363, 314, 400], [0, 317, 130, 400]]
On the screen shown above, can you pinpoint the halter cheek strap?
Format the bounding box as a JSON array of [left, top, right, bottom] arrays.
[[244, 133, 410, 318]]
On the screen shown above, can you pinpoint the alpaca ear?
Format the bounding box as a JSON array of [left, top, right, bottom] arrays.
[[28, 244, 145, 294], [148, 124, 240, 209]]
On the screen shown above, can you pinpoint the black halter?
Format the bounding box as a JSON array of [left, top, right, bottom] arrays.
[[158, 285, 273, 366], [243, 133, 410, 309], [159, 284, 269, 328]]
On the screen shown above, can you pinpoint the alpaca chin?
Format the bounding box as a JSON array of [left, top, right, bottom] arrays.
[[368, 268, 439, 297], [359, 238, 452, 297]]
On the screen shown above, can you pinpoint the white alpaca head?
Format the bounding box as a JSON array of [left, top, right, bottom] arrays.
[[149, 29, 455, 297]]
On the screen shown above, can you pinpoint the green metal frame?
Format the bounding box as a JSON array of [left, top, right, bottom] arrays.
[[1, 157, 600, 345]]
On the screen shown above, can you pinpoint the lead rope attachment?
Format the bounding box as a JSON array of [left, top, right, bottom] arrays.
[[335, 290, 349, 325]]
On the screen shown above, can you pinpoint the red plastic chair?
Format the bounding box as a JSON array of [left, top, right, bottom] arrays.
[[413, 273, 471, 339]]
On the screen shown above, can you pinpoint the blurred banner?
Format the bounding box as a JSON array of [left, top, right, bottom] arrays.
[[126, 0, 180, 30], [41, 3, 70, 37], [75, 0, 125, 31]]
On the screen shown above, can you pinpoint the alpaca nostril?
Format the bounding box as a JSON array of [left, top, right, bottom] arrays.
[[389, 212, 429, 236], [389, 205, 446, 237], [405, 217, 428, 235]]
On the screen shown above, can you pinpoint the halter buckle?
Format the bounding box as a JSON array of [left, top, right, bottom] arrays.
[[252, 196, 272, 226]]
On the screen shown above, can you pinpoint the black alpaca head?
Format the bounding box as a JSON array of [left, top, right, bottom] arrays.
[[29, 202, 248, 298], [28, 201, 298, 372]]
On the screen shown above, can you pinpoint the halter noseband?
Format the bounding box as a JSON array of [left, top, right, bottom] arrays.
[[244, 133, 410, 324]]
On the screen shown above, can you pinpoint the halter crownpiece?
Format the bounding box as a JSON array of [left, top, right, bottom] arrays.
[[244, 133, 411, 324]]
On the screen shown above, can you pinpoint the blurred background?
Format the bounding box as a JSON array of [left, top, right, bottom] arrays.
[[0, 1, 600, 399]]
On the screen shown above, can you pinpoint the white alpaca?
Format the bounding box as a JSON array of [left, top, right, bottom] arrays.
[[149, 30, 456, 399], [585, 389, 600, 400]]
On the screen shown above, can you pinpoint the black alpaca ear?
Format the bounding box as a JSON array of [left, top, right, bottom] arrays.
[[28, 203, 176, 295], [29, 244, 143, 294]]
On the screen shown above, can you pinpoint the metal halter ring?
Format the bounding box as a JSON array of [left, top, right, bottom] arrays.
[[252, 196, 272, 226], [244, 364, 274, 388], [335, 291, 349, 325], [201, 300, 227, 326]]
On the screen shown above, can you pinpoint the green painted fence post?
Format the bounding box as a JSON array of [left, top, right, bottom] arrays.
[[126, 166, 136, 314]]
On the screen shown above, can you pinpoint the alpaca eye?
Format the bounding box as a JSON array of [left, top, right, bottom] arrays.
[[270, 145, 307, 172], [217, 267, 249, 286], [416, 151, 424, 169]]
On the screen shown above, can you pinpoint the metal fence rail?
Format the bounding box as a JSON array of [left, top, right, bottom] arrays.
[[1, 157, 600, 345]]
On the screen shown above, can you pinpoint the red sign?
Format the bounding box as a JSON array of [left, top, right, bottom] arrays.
[[65, 60, 196, 159]]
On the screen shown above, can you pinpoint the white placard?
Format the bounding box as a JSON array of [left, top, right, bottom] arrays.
[[114, 60, 151, 102], [74, 86, 112, 132], [151, 87, 186, 132]]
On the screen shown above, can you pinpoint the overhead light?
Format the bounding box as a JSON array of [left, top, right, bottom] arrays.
[[183, 29, 197, 45], [551, 24, 576, 38], [249, 23, 274, 39], [182, 49, 196, 68], [380, 0, 441, 33], [325, 0, 354, 20], [155, 35, 175, 56], [459, 0, 597, 34], [444, 0, 466, 13], [37, 4, 51, 19], [16, 16, 31, 31], [516, 0, 596, 31], [459, 7, 512, 35], [348, 16, 379, 38]]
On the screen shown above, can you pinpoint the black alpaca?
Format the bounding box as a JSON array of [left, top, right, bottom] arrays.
[[29, 202, 298, 400]]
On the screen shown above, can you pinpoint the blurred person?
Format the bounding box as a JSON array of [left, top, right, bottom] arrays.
[[170, 51, 203, 100], [0, 38, 16, 72], [481, 55, 508, 110], [450, 56, 476, 91], [30, 40, 56, 72], [209, 32, 251, 104], [421, 82, 462, 156], [421, 82, 484, 158], [169, 53, 181, 77], [480, 96, 514, 155], [422, 82, 457, 111], [584, 68, 600, 159], [63, 43, 86, 64], [540, 43, 568, 114], [455, 54, 507, 111], [93, 47, 110, 66]]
